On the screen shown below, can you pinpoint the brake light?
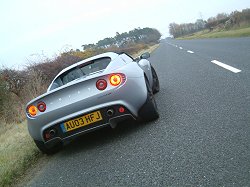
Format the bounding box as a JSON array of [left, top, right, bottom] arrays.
[[96, 79, 107, 90], [37, 102, 46, 112], [119, 106, 125, 113], [110, 74, 121, 86], [28, 105, 38, 117]]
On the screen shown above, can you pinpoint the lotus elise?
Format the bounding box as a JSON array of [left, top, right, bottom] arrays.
[[26, 52, 160, 154]]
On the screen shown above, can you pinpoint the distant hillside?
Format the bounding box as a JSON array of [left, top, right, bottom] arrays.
[[169, 8, 250, 38]]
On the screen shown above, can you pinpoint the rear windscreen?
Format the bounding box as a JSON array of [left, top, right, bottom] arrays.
[[60, 57, 111, 85]]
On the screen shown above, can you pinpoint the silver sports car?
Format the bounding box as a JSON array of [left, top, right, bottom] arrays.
[[26, 51, 160, 154]]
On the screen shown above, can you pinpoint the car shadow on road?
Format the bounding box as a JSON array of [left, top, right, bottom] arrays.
[[60, 119, 155, 156]]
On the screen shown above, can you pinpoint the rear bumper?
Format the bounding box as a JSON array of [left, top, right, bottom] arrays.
[[44, 105, 135, 146]]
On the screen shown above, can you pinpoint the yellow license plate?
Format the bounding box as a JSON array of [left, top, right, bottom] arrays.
[[60, 111, 103, 133]]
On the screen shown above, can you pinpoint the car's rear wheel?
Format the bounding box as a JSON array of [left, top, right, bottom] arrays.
[[151, 66, 160, 94], [138, 76, 159, 122], [34, 140, 62, 155]]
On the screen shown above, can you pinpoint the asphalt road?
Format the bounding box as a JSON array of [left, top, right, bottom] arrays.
[[24, 38, 250, 186]]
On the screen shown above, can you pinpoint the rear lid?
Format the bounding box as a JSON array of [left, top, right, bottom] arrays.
[[26, 71, 126, 119]]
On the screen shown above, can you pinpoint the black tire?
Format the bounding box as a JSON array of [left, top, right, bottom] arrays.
[[138, 76, 159, 122], [34, 140, 62, 155], [151, 66, 160, 94]]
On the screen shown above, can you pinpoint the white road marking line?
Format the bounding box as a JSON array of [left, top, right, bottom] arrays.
[[211, 60, 241, 73], [179, 47, 183, 49], [187, 50, 194, 54], [166, 42, 175, 47]]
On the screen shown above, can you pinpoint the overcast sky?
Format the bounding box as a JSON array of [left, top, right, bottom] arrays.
[[1, 0, 249, 69]]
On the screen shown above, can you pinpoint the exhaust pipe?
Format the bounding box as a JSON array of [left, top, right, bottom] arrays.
[[49, 129, 56, 137], [107, 109, 114, 117]]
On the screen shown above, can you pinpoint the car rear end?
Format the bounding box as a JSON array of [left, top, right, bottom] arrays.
[[26, 56, 147, 147]]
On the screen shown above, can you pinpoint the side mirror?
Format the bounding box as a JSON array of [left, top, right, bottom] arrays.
[[140, 52, 150, 59]]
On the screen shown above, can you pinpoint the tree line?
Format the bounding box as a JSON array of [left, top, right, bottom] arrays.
[[169, 8, 250, 38], [81, 27, 161, 50]]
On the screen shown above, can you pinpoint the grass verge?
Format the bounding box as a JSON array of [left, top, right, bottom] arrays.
[[0, 43, 159, 187], [132, 44, 159, 58], [178, 27, 250, 40], [0, 121, 41, 187]]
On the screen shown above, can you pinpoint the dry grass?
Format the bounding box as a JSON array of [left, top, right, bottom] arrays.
[[0, 122, 41, 187], [178, 27, 250, 40], [132, 44, 160, 58]]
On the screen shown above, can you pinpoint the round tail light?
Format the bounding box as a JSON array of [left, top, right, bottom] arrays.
[[28, 105, 38, 117], [37, 102, 46, 112], [96, 79, 107, 90], [110, 74, 121, 86]]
